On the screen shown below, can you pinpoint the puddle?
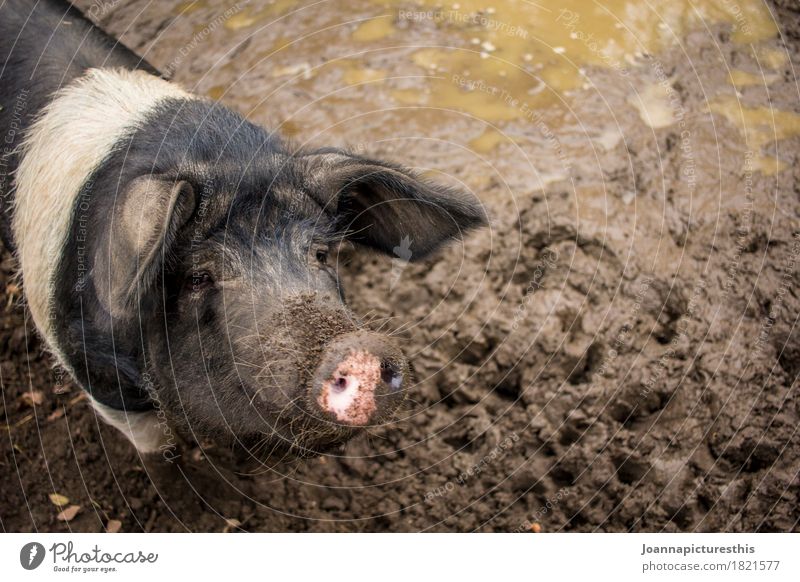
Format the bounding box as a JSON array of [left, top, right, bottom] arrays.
[[352, 16, 396, 42], [222, 0, 298, 31], [753, 45, 787, 69], [176, 0, 793, 172], [469, 127, 513, 153], [729, 69, 780, 87], [187, 0, 781, 126], [207, 84, 226, 100], [359, 0, 779, 126], [336, 59, 387, 85], [708, 96, 800, 174]]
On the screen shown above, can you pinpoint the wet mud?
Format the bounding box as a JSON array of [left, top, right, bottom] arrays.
[[1, 0, 799, 531]]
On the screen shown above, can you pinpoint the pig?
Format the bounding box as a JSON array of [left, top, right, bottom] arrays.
[[0, 0, 486, 459]]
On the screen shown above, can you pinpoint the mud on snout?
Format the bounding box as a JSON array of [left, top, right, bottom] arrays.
[[224, 294, 410, 459]]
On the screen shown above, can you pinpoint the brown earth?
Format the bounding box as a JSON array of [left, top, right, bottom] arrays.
[[1, 0, 799, 532]]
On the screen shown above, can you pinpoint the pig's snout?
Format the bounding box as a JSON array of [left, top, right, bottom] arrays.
[[311, 331, 407, 426]]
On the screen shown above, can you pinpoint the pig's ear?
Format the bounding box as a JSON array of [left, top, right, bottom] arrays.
[[96, 175, 196, 317], [308, 154, 487, 260]]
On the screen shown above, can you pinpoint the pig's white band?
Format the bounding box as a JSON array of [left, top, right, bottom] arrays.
[[90, 396, 167, 454], [12, 67, 195, 362]]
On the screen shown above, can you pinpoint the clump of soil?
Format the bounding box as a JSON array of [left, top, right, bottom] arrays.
[[1, 0, 798, 532]]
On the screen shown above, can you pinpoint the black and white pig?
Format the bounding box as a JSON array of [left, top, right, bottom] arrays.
[[0, 0, 486, 459]]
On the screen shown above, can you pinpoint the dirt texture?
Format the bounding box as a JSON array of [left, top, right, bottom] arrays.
[[1, 0, 799, 532]]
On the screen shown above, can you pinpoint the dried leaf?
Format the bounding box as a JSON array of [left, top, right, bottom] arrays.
[[13, 414, 33, 429], [68, 392, 87, 405], [222, 518, 241, 533], [49, 493, 70, 507], [47, 409, 65, 422], [57, 505, 81, 522], [106, 519, 122, 533], [20, 390, 44, 407]]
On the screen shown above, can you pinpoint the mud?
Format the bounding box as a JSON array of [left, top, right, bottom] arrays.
[[1, 0, 798, 532]]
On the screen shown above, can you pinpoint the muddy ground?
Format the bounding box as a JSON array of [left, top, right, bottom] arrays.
[[2, 0, 799, 532]]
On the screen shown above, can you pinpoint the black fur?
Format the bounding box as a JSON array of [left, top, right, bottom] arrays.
[[0, 0, 159, 250], [52, 98, 291, 410], [0, 0, 487, 454]]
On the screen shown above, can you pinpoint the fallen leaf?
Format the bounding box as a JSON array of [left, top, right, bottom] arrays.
[[49, 493, 70, 507], [47, 409, 65, 422], [20, 390, 44, 407], [57, 505, 81, 522], [13, 414, 33, 429], [68, 392, 87, 405], [106, 519, 122, 533]]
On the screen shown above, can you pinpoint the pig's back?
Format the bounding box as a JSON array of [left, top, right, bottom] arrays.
[[0, 0, 159, 251]]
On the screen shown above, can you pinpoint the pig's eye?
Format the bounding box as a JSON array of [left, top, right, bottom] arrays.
[[184, 272, 214, 293], [313, 245, 329, 266]]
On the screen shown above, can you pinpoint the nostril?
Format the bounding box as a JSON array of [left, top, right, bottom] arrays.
[[316, 352, 376, 425], [332, 374, 349, 393], [312, 337, 408, 427], [380, 361, 404, 392]]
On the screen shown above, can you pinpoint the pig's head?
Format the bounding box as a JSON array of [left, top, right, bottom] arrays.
[[99, 148, 486, 458]]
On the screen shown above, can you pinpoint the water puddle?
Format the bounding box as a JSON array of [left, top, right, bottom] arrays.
[[181, 0, 794, 175], [708, 97, 800, 174], [222, 0, 298, 30], [729, 69, 780, 88], [352, 0, 778, 124], [352, 16, 396, 42]]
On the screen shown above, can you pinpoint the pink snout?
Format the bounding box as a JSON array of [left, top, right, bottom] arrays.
[[311, 331, 407, 426]]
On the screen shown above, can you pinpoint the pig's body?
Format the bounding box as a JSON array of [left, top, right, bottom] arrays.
[[0, 0, 191, 451], [0, 0, 486, 458]]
